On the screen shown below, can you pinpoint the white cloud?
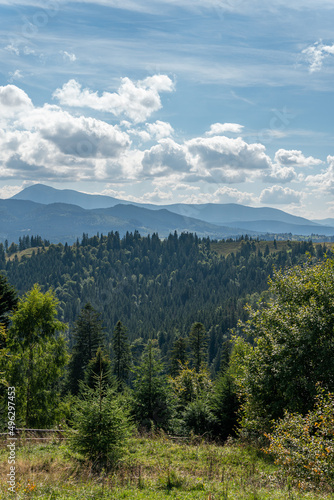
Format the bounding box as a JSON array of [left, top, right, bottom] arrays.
[[259, 185, 303, 205], [19, 104, 131, 159], [212, 186, 255, 204], [275, 149, 323, 167], [61, 51, 77, 62], [263, 164, 297, 183], [306, 155, 334, 193], [186, 136, 271, 171], [0, 84, 132, 182], [142, 139, 190, 177], [302, 41, 334, 72], [53, 75, 174, 123], [0, 85, 32, 110], [206, 122, 244, 136], [146, 120, 174, 139], [0, 184, 25, 199]]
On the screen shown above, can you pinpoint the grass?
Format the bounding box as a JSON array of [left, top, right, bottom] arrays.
[[1, 434, 334, 499]]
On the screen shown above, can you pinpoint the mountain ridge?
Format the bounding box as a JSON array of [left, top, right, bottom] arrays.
[[6, 184, 334, 242]]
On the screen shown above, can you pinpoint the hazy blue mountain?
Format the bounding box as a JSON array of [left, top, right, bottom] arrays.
[[312, 218, 334, 227], [222, 220, 334, 237], [8, 184, 334, 241], [0, 199, 245, 244], [12, 184, 318, 227], [12, 183, 122, 209]]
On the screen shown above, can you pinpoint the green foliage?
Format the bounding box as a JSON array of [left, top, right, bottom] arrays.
[[169, 335, 187, 376], [7, 284, 68, 427], [2, 233, 316, 377], [210, 371, 239, 441], [188, 322, 208, 372], [169, 362, 213, 411], [0, 272, 17, 330], [70, 381, 132, 470], [68, 303, 105, 394], [112, 320, 132, 390], [235, 258, 334, 436], [266, 388, 334, 489], [84, 347, 113, 389], [169, 362, 215, 436], [182, 398, 217, 437], [132, 340, 173, 430]]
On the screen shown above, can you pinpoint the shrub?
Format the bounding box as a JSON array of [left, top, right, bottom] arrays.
[[265, 388, 334, 489]]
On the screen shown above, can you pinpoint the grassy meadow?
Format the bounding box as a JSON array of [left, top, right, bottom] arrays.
[[1, 434, 333, 500]]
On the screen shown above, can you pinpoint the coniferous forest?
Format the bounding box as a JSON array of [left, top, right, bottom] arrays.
[[1, 232, 334, 499]]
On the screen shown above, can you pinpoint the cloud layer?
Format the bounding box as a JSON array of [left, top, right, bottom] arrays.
[[0, 79, 326, 213]]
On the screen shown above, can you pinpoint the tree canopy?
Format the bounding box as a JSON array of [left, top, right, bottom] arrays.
[[234, 258, 334, 436]]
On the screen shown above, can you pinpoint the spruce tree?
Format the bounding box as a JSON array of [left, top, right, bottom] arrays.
[[169, 336, 187, 376], [188, 322, 208, 372], [112, 320, 131, 390], [132, 340, 172, 430], [68, 303, 105, 394]]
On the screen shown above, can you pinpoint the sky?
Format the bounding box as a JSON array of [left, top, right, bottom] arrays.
[[0, 1, 334, 219]]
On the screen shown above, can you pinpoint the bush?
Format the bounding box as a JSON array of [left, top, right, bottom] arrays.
[[265, 388, 334, 489]]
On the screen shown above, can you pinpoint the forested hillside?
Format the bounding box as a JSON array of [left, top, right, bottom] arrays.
[[0, 232, 325, 374]]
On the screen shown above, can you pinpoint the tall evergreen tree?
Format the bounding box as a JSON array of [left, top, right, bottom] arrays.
[[84, 347, 113, 390], [169, 336, 188, 376], [68, 303, 105, 394], [132, 340, 172, 430], [112, 320, 131, 390], [188, 322, 208, 372]]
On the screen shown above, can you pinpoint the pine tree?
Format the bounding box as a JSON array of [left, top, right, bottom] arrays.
[[112, 320, 131, 390]]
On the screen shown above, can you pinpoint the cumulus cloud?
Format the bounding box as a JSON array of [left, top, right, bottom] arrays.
[[146, 120, 174, 139], [306, 155, 334, 193], [206, 122, 244, 136], [187, 136, 271, 171], [142, 139, 190, 177], [53, 75, 174, 123], [259, 185, 303, 205], [19, 104, 131, 158], [0, 84, 132, 181], [274, 149, 322, 167], [0, 85, 33, 112], [302, 41, 334, 72], [263, 164, 297, 183]]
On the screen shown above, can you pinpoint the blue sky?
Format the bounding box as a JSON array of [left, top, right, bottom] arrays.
[[0, 0, 334, 218]]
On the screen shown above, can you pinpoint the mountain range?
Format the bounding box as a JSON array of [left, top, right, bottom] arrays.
[[0, 183, 331, 244]]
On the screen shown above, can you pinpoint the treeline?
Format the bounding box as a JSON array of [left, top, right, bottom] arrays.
[[0, 232, 322, 375]]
